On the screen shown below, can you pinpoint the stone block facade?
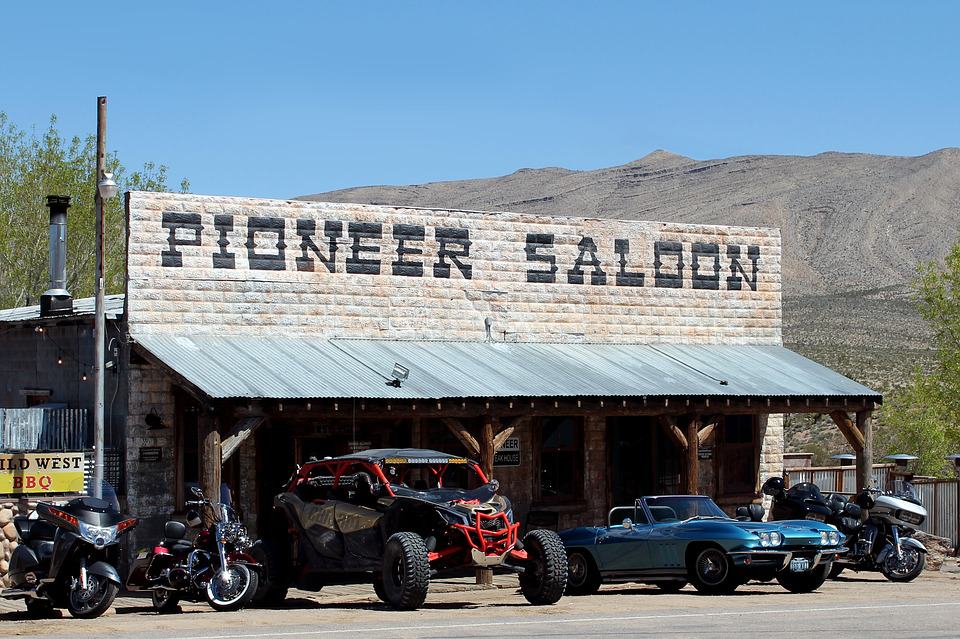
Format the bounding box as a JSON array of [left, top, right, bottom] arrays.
[[125, 193, 782, 345]]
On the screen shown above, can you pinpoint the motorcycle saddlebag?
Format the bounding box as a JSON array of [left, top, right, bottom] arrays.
[[6, 545, 41, 586], [125, 550, 156, 590]]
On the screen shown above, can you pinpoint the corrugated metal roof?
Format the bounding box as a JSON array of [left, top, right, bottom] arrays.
[[0, 294, 125, 323], [132, 334, 881, 402]]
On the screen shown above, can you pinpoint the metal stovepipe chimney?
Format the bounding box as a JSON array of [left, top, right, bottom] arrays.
[[40, 195, 73, 316]]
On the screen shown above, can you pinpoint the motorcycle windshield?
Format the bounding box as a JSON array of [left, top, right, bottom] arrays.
[[61, 497, 125, 526]]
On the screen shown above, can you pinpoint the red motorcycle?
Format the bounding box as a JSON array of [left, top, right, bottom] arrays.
[[126, 487, 260, 612]]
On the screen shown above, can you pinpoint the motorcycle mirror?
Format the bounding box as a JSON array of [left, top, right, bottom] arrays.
[[190, 486, 204, 498]]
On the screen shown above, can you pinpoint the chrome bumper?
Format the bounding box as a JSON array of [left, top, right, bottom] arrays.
[[728, 548, 844, 570]]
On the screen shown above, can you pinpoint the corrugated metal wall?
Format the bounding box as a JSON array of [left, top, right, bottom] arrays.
[[0, 408, 90, 451]]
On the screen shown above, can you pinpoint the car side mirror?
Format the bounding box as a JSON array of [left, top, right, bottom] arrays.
[[621, 517, 633, 528], [748, 503, 765, 522]]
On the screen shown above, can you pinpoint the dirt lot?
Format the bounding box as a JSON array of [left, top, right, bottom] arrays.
[[3, 571, 959, 638]]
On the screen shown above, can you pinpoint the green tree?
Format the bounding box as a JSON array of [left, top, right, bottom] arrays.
[[879, 243, 960, 475], [0, 112, 189, 309]]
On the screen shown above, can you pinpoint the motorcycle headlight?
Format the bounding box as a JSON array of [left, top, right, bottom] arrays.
[[78, 521, 118, 547]]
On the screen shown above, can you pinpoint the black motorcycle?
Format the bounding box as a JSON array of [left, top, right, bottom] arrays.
[[762, 476, 928, 582], [125, 487, 260, 612], [0, 497, 137, 618]]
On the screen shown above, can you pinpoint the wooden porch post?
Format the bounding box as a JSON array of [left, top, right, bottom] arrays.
[[856, 410, 873, 492], [686, 417, 700, 494], [199, 412, 221, 525]]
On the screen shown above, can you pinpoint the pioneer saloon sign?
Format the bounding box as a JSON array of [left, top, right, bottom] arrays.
[[158, 212, 760, 291], [0, 452, 86, 495], [126, 193, 782, 343]]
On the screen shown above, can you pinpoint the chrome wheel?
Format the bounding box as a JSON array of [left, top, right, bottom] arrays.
[[695, 549, 729, 587], [567, 552, 589, 589], [206, 564, 258, 611], [882, 547, 925, 582]]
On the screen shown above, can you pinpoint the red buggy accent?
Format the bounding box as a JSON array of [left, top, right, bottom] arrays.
[[452, 511, 520, 556]]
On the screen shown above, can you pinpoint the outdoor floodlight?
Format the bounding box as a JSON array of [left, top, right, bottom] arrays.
[[388, 363, 410, 388], [97, 172, 119, 200]]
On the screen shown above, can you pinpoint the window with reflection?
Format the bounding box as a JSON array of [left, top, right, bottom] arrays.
[[538, 416, 583, 501]]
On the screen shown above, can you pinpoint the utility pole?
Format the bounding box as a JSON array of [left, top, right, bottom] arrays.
[[92, 96, 107, 499]]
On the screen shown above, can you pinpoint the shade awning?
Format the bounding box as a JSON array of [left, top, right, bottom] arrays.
[[131, 334, 881, 403]]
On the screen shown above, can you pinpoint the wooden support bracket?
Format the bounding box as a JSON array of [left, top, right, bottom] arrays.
[[442, 418, 481, 457], [829, 411, 864, 452], [658, 415, 688, 450]]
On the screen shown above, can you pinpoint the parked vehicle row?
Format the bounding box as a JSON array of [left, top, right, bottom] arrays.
[[0, 448, 930, 618]]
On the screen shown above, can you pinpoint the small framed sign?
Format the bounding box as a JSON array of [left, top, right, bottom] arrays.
[[139, 447, 162, 463], [494, 437, 521, 467]]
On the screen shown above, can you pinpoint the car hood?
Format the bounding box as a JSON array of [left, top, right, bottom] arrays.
[[681, 518, 840, 545]]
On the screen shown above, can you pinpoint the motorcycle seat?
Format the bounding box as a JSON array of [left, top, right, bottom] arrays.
[[13, 516, 57, 543], [161, 538, 194, 554]]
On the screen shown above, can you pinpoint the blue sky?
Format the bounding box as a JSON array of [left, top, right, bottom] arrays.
[[2, 2, 957, 199]]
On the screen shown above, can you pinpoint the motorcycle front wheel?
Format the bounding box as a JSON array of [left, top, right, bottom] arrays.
[[881, 547, 925, 582], [206, 564, 259, 612], [66, 574, 119, 619]]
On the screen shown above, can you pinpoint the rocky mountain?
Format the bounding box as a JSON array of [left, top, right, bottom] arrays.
[[298, 148, 960, 454]]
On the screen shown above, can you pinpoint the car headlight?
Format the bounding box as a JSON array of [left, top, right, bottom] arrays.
[[828, 531, 840, 545], [757, 531, 782, 547], [78, 521, 118, 547]]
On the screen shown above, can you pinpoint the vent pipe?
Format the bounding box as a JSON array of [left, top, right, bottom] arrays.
[[40, 195, 73, 317]]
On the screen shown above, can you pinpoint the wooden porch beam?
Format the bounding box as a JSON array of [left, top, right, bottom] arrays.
[[686, 416, 700, 494], [442, 418, 480, 457], [856, 410, 874, 492], [658, 415, 688, 450], [829, 411, 864, 452]]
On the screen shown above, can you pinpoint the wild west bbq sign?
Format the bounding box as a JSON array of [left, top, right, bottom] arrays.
[[0, 452, 86, 495], [126, 193, 782, 344]]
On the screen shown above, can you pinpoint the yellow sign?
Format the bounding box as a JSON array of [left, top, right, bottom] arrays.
[[0, 452, 86, 495]]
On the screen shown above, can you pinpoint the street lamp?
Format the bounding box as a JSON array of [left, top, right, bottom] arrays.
[[97, 172, 118, 200], [92, 97, 117, 500]]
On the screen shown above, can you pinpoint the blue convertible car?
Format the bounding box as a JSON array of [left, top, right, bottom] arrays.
[[560, 495, 845, 595]]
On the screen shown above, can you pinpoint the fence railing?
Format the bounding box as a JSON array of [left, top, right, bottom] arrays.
[[0, 408, 89, 451]]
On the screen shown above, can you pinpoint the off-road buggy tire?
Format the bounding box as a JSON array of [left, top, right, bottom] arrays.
[[250, 539, 291, 606], [380, 532, 430, 610], [519, 529, 567, 605], [372, 573, 388, 603], [776, 563, 829, 593]]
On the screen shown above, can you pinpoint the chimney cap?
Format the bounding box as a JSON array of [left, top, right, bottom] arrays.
[[46, 195, 71, 209]]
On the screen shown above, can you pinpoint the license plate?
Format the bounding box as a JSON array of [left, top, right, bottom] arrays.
[[790, 558, 811, 572], [805, 513, 825, 522]]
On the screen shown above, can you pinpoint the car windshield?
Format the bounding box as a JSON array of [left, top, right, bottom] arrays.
[[643, 496, 729, 522]]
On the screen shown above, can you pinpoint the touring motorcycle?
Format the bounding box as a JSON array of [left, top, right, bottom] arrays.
[[126, 487, 260, 611], [762, 476, 928, 582], [0, 497, 137, 618]]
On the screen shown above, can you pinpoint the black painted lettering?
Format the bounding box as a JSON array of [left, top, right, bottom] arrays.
[[433, 227, 472, 279], [525, 233, 557, 283], [213, 214, 236, 269], [614, 239, 644, 287], [392, 224, 424, 277], [296, 219, 342, 273], [346, 222, 382, 275], [567, 236, 607, 285], [691, 242, 720, 290], [726, 245, 760, 291], [161, 212, 202, 267], [654, 241, 684, 288], [245, 217, 287, 270]]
